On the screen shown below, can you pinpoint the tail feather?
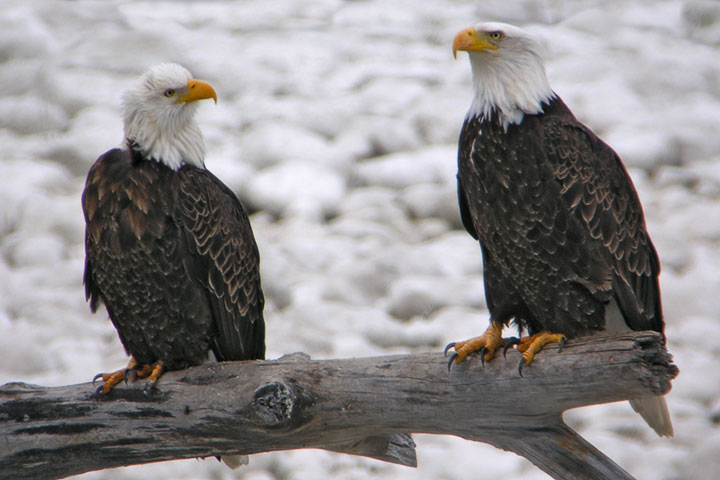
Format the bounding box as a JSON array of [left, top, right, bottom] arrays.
[[221, 454, 249, 469], [629, 395, 673, 437]]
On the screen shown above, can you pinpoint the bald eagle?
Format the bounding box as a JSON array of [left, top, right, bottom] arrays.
[[83, 63, 265, 397], [445, 23, 673, 437]]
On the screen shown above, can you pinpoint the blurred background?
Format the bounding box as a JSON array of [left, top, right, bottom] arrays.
[[1, 0, 719, 478]]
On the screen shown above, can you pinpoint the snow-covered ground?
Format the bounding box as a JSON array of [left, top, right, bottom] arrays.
[[1, 0, 719, 478]]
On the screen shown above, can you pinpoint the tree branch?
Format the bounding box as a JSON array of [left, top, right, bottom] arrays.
[[0, 331, 677, 480]]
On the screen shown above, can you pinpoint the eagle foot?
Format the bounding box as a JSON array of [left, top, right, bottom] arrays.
[[142, 361, 165, 396], [92, 357, 138, 396], [514, 332, 567, 377], [91, 358, 165, 396], [445, 322, 509, 370], [125, 362, 155, 383]]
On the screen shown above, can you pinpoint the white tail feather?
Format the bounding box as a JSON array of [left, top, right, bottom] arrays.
[[629, 395, 673, 437], [221, 454, 249, 469]]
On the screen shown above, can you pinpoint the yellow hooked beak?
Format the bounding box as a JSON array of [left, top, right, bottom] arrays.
[[176, 79, 218, 104], [453, 27, 499, 59]]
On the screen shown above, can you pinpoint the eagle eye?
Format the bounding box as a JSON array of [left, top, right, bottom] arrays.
[[489, 31, 503, 41], [164, 89, 176, 97]]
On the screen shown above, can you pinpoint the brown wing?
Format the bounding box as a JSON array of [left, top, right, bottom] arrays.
[[457, 98, 662, 339], [83, 148, 218, 367], [175, 167, 265, 361], [83, 148, 265, 366], [542, 102, 663, 335]]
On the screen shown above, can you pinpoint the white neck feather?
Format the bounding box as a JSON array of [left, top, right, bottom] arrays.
[[122, 94, 206, 171], [466, 45, 554, 130]]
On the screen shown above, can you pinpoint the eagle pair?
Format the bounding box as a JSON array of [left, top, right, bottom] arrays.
[[83, 22, 672, 442]]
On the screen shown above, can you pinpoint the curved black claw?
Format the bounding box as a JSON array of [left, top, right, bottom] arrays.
[[517, 357, 526, 377], [123, 366, 139, 385], [92, 383, 106, 400], [444, 342, 456, 357], [558, 336, 567, 353], [143, 380, 157, 397], [502, 337, 521, 359], [92, 372, 105, 385], [447, 352, 459, 371], [479, 347, 489, 368]]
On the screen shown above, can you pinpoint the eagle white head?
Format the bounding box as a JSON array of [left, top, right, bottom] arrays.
[[453, 22, 554, 129], [121, 62, 217, 171]]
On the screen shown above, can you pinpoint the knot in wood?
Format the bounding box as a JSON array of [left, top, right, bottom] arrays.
[[253, 381, 295, 427]]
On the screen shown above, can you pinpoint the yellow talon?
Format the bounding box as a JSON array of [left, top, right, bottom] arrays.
[[142, 361, 165, 395], [92, 358, 166, 395], [513, 332, 567, 376], [445, 322, 506, 367], [144, 361, 164, 383], [93, 357, 138, 395], [516, 331, 566, 365]]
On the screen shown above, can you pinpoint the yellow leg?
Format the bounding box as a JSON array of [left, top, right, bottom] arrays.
[[93, 357, 138, 395], [515, 331, 566, 376], [131, 363, 155, 379], [445, 322, 509, 368], [93, 358, 165, 395], [142, 361, 165, 395]]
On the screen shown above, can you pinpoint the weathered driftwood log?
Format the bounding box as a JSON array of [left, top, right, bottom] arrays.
[[0, 331, 677, 480]]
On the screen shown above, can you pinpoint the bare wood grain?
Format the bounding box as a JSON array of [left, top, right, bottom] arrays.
[[0, 332, 677, 480]]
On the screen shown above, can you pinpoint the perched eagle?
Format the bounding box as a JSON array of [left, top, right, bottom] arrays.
[[83, 63, 265, 397], [445, 23, 672, 437]]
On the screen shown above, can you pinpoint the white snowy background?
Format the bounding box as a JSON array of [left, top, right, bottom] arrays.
[[1, 0, 719, 478]]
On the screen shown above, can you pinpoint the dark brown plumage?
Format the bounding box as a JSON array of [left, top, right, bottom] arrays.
[[457, 96, 662, 339], [83, 64, 264, 400], [83, 144, 265, 369], [448, 23, 672, 436]]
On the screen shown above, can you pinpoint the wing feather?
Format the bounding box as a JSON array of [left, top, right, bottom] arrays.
[[542, 109, 663, 334], [457, 178, 479, 240], [175, 168, 265, 361], [457, 98, 662, 338]]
